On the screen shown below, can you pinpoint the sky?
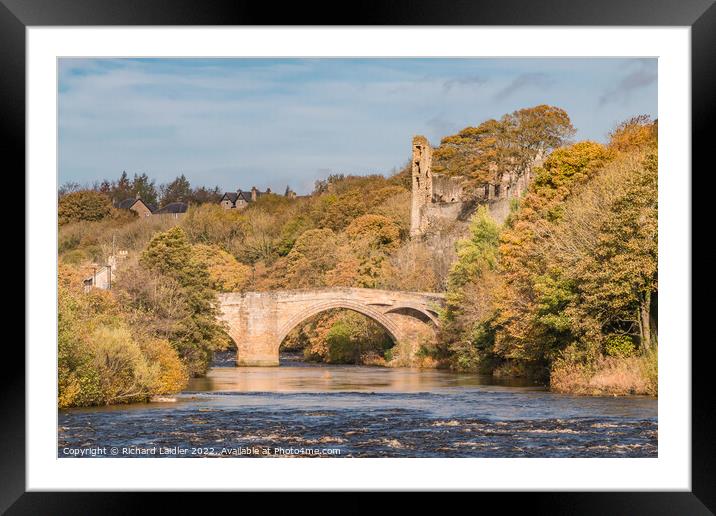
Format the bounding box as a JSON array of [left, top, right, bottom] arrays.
[[58, 58, 657, 195]]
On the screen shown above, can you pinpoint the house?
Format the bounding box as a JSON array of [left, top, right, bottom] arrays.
[[220, 190, 253, 210], [154, 201, 189, 218], [219, 186, 280, 210], [117, 198, 155, 217]]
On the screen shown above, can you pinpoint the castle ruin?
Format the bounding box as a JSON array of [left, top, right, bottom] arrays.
[[409, 135, 538, 237]]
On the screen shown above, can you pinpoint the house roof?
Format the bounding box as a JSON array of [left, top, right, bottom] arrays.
[[219, 188, 274, 206], [154, 202, 188, 214], [237, 190, 252, 202], [117, 198, 138, 210], [221, 192, 238, 203], [117, 198, 156, 212]]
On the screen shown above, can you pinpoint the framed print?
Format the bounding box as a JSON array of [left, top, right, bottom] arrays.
[[6, 0, 712, 511]]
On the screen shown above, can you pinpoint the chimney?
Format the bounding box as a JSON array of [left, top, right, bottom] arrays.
[[251, 186, 257, 201]]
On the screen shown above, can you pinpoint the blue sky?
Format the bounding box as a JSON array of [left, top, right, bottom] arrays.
[[58, 58, 657, 194]]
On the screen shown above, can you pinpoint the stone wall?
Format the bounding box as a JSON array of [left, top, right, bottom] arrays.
[[432, 174, 465, 203], [130, 202, 152, 218], [422, 201, 465, 228]]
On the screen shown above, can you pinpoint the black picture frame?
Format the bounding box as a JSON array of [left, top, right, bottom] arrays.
[[6, 0, 710, 511]]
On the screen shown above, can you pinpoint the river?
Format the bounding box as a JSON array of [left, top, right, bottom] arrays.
[[58, 352, 657, 458]]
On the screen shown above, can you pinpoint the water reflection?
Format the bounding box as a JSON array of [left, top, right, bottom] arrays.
[[187, 362, 539, 393]]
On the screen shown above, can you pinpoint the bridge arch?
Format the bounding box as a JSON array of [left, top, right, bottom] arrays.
[[383, 305, 440, 326], [275, 300, 402, 350]]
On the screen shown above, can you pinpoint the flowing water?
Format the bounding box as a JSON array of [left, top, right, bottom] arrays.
[[58, 352, 657, 458]]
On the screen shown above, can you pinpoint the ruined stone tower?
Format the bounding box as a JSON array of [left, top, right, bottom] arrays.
[[408, 134, 541, 237], [410, 135, 433, 237]]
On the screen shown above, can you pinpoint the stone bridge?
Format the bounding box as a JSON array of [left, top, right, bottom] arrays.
[[217, 287, 445, 366]]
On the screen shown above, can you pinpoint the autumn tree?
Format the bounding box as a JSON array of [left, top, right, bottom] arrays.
[[58, 190, 114, 225], [432, 105, 575, 193], [269, 228, 340, 289], [345, 214, 401, 252], [493, 141, 613, 363], [193, 243, 251, 292], [568, 152, 658, 350], [608, 115, 658, 153]]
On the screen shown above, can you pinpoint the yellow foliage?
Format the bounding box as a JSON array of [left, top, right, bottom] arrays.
[[139, 338, 188, 394], [192, 243, 251, 292], [346, 214, 401, 251], [608, 115, 657, 153]]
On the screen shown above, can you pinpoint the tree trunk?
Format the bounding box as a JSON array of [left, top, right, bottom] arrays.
[[639, 290, 652, 351]]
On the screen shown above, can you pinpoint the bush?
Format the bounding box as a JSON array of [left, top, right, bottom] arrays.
[[61, 249, 90, 265], [86, 325, 159, 405], [139, 337, 188, 394], [605, 334, 636, 358], [57, 276, 189, 408], [550, 345, 656, 396], [59, 190, 113, 225], [325, 320, 356, 363]]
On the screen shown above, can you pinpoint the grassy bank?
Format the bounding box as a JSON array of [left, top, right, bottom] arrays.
[[550, 348, 658, 396]]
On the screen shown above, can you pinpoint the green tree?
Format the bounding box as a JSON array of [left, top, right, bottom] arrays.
[[140, 227, 225, 376], [131, 172, 159, 206], [160, 174, 192, 205], [190, 185, 223, 204], [112, 171, 133, 202], [439, 206, 501, 370]]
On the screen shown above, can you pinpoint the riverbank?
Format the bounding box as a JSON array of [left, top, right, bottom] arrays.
[[550, 350, 658, 396]]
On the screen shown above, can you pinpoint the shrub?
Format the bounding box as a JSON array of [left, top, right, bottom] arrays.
[[58, 190, 113, 225], [361, 351, 387, 367], [325, 320, 356, 363], [551, 345, 656, 396], [58, 273, 189, 408], [61, 249, 90, 265], [605, 334, 636, 358], [139, 337, 188, 394], [86, 325, 159, 405]]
